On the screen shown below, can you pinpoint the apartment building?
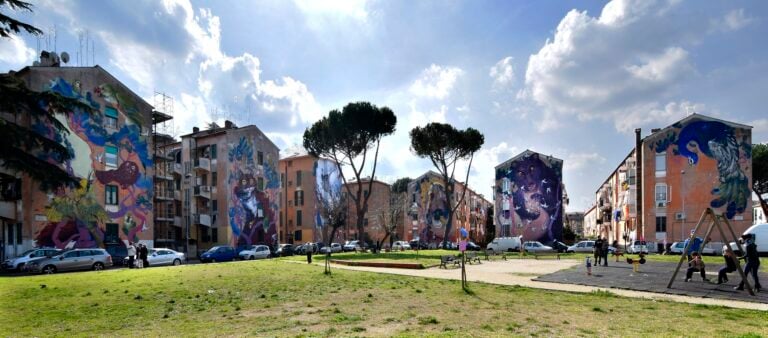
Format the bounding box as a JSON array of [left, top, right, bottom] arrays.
[[344, 178, 392, 243], [593, 114, 753, 250], [565, 212, 585, 238], [1, 59, 155, 260], [179, 121, 280, 255], [494, 150, 565, 244], [153, 134, 182, 250], [406, 171, 492, 245], [279, 154, 321, 244]]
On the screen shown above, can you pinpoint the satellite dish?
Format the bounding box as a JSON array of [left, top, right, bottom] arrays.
[[61, 52, 70, 64]]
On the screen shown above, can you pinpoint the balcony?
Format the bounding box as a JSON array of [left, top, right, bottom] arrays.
[[173, 216, 182, 227], [155, 163, 174, 181], [173, 162, 182, 176], [154, 187, 174, 201], [194, 185, 211, 199], [193, 213, 212, 227], [194, 157, 211, 172], [154, 149, 174, 161]]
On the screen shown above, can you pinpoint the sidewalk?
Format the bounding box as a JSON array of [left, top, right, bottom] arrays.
[[326, 259, 768, 311]]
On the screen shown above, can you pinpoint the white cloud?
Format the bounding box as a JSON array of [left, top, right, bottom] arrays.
[[522, 0, 703, 132], [565, 152, 607, 171], [714, 8, 755, 32], [750, 119, 768, 134], [409, 64, 463, 100], [489, 56, 515, 90], [0, 35, 36, 68], [293, 0, 371, 22]]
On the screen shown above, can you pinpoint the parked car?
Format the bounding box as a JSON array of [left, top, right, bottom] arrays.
[[275, 244, 294, 256], [409, 239, 429, 250], [105, 245, 128, 267], [549, 241, 568, 253], [668, 241, 714, 255], [465, 241, 481, 251], [2, 248, 61, 271], [238, 245, 271, 260], [522, 241, 553, 252], [729, 223, 768, 256], [392, 241, 411, 251], [200, 246, 237, 263], [566, 240, 595, 253], [486, 237, 522, 254], [627, 241, 649, 254], [320, 243, 342, 254], [343, 240, 361, 252], [28, 249, 113, 274], [148, 248, 185, 266]]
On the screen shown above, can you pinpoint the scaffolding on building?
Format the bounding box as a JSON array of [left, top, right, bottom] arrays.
[[152, 92, 182, 251]]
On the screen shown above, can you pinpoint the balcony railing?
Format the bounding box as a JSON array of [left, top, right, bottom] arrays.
[[193, 185, 211, 199], [193, 157, 210, 171], [154, 187, 174, 200], [193, 213, 212, 227]]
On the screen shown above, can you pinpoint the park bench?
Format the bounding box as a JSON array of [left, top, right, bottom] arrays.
[[465, 252, 482, 264], [532, 251, 561, 260], [484, 249, 508, 261], [439, 255, 461, 269]]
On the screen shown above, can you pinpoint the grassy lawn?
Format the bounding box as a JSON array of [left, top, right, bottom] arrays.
[[1, 260, 766, 337]]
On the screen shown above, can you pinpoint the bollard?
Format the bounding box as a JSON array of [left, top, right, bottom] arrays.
[[632, 261, 640, 273]]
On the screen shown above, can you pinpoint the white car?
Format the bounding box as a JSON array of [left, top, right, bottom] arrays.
[[392, 241, 411, 251], [486, 237, 522, 254], [320, 243, 342, 254], [669, 241, 715, 255], [567, 241, 595, 253], [522, 241, 553, 252], [627, 241, 649, 254], [238, 245, 272, 260], [2, 248, 61, 271], [343, 240, 361, 252], [148, 248, 185, 266]]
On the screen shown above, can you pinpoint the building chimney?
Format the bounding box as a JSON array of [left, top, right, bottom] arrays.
[[225, 120, 235, 129], [634, 128, 643, 240], [192, 126, 199, 133]]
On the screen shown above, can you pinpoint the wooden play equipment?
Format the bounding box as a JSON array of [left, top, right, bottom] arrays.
[[666, 208, 755, 296]]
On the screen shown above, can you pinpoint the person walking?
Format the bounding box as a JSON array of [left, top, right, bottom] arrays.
[[601, 237, 609, 266], [126, 242, 136, 268], [735, 234, 762, 292], [139, 244, 149, 268], [717, 246, 737, 284]]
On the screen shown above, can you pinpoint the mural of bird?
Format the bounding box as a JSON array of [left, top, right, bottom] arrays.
[[95, 84, 144, 125], [94, 161, 140, 188], [675, 120, 750, 219]]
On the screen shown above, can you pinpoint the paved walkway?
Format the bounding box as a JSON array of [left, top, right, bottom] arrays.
[[327, 259, 768, 311]]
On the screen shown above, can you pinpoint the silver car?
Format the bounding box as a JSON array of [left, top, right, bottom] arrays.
[[28, 248, 113, 274], [2, 248, 61, 271], [148, 248, 185, 266]]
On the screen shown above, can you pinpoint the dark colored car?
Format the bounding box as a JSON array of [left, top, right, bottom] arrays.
[[200, 246, 237, 263], [465, 241, 481, 251], [550, 241, 569, 253], [409, 240, 429, 250], [276, 244, 294, 256], [105, 245, 128, 267]]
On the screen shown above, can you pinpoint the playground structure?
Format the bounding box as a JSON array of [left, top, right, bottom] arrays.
[[667, 208, 756, 296]]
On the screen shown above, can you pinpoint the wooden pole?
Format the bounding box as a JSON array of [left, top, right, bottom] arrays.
[[718, 216, 755, 296], [667, 208, 709, 289], [699, 220, 716, 256]]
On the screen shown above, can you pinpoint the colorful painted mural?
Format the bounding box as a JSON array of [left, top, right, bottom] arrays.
[[650, 118, 751, 219], [495, 151, 563, 243], [228, 136, 280, 248], [33, 77, 152, 249], [313, 159, 343, 243], [411, 174, 451, 246]]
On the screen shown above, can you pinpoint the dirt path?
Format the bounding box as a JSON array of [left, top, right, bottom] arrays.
[[326, 259, 768, 311]]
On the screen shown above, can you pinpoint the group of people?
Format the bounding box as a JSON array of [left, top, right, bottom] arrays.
[[684, 234, 761, 292], [593, 237, 611, 266], [126, 242, 149, 269]]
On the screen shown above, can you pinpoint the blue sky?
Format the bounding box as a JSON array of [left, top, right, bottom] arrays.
[[1, 0, 767, 211]]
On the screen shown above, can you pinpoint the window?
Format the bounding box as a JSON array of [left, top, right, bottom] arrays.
[[655, 216, 667, 232], [15, 223, 21, 244], [655, 184, 668, 207], [212, 200, 218, 213], [258, 177, 264, 191], [212, 172, 217, 184], [296, 210, 302, 226], [296, 171, 302, 186], [105, 223, 119, 243], [294, 191, 304, 206], [655, 153, 666, 177], [212, 228, 218, 242], [257, 151, 264, 165], [105, 185, 118, 205], [104, 107, 118, 129], [281, 173, 285, 188], [105, 145, 118, 167], [627, 168, 636, 185], [210, 144, 217, 159]]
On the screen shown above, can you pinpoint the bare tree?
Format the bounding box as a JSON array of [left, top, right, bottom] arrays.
[[314, 160, 347, 274], [374, 191, 407, 252]]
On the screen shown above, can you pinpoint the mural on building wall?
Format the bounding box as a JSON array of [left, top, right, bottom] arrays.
[[495, 152, 563, 243], [313, 159, 343, 243], [650, 119, 751, 219], [412, 175, 451, 246], [228, 136, 279, 249], [34, 78, 152, 249]]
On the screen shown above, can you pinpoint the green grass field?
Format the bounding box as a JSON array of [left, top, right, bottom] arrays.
[[1, 259, 766, 337]]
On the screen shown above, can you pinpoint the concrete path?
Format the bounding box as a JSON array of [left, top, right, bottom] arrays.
[[327, 259, 768, 311]]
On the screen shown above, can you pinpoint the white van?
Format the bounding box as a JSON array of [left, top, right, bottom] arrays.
[[486, 237, 521, 254], [729, 223, 768, 255]]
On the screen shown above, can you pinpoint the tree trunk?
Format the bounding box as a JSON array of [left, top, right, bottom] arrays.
[[758, 191, 768, 220], [442, 180, 455, 248]]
